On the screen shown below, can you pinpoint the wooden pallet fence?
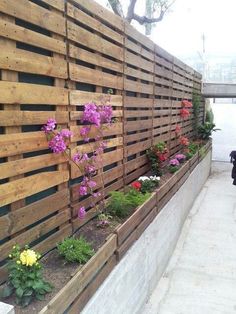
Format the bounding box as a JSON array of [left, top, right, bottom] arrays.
[[0, 0, 71, 284], [39, 234, 117, 314], [0, 0, 205, 286]]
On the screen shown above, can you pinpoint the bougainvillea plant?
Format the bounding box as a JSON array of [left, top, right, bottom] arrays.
[[0, 245, 52, 307], [42, 99, 113, 219]]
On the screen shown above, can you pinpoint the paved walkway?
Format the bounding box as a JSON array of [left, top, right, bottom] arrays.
[[143, 162, 236, 314]]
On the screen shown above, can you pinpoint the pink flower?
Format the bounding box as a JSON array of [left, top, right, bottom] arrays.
[[60, 129, 73, 138], [48, 134, 67, 153], [87, 180, 97, 189], [175, 154, 186, 162], [42, 118, 56, 133], [180, 108, 190, 119], [180, 136, 189, 146], [182, 99, 193, 108], [80, 126, 90, 137], [92, 192, 101, 198], [169, 158, 180, 166], [78, 207, 86, 219], [79, 185, 88, 196], [175, 124, 181, 134], [85, 164, 96, 174]]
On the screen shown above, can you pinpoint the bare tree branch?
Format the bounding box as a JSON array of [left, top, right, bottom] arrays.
[[107, 0, 125, 18], [126, 0, 138, 23], [133, 10, 165, 25]]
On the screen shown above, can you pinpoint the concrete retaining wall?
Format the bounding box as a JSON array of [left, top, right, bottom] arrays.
[[81, 151, 212, 314]]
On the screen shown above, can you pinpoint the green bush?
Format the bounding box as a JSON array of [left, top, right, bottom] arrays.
[[139, 179, 158, 193], [205, 109, 214, 124], [57, 237, 94, 264], [107, 189, 150, 218], [198, 122, 220, 140]]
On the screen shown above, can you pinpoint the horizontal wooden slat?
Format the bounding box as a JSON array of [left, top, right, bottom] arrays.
[[0, 132, 47, 158], [67, 21, 123, 61], [0, 19, 66, 55], [0, 48, 67, 78], [0, 171, 69, 207], [0, 153, 66, 180], [69, 63, 123, 89], [0, 208, 70, 261], [0, 189, 70, 240], [70, 90, 122, 107], [67, 3, 123, 45], [69, 44, 123, 73], [0, 0, 66, 35], [69, 0, 124, 31], [0, 111, 68, 126], [0, 81, 68, 105]]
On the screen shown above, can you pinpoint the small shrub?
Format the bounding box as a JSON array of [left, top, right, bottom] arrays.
[[198, 122, 220, 140], [107, 189, 150, 218], [169, 165, 179, 173], [185, 142, 199, 159], [57, 237, 94, 264], [205, 109, 214, 124], [138, 176, 160, 193], [96, 213, 112, 228], [0, 245, 52, 307]]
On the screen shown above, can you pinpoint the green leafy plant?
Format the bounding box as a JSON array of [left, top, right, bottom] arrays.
[[0, 245, 52, 307], [198, 122, 220, 140], [96, 213, 112, 228], [107, 189, 150, 218], [205, 108, 214, 124], [57, 237, 94, 264], [138, 176, 160, 193], [146, 149, 161, 175], [192, 90, 200, 137], [168, 165, 179, 173], [185, 142, 199, 159]]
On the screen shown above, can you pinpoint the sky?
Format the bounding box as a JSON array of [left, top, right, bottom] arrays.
[[97, 0, 236, 60]]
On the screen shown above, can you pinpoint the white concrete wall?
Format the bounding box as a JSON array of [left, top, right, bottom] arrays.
[[0, 302, 14, 314], [81, 152, 212, 314], [211, 102, 236, 162]]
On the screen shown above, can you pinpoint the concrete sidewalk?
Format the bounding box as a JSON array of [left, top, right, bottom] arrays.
[[142, 162, 236, 314]]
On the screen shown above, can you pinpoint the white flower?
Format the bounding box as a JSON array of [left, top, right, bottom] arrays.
[[150, 176, 160, 181], [138, 176, 150, 181]]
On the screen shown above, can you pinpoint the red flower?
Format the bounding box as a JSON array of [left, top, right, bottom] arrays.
[[158, 153, 168, 162], [180, 108, 190, 119], [175, 124, 181, 134], [131, 181, 141, 191], [182, 99, 192, 108], [180, 136, 189, 146]]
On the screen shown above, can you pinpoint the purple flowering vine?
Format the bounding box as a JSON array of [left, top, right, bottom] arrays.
[[42, 100, 113, 221]]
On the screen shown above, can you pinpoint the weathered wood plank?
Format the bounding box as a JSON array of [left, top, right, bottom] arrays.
[[0, 0, 66, 35], [0, 19, 66, 55], [0, 111, 68, 126], [69, 63, 123, 89], [0, 189, 70, 240], [0, 81, 68, 105], [67, 21, 123, 61], [0, 171, 69, 207], [67, 3, 123, 45], [0, 48, 67, 78]]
